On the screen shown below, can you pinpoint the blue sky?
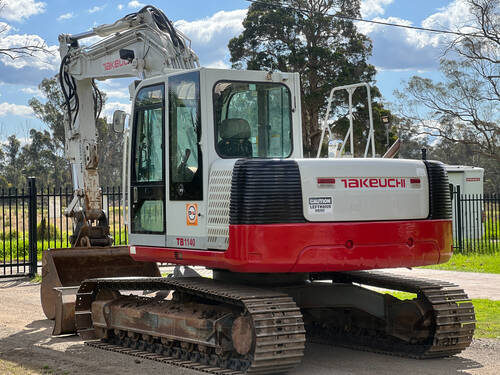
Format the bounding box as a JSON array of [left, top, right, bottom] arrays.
[[0, 0, 471, 141]]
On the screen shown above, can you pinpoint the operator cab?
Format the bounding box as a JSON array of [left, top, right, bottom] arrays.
[[128, 68, 303, 249]]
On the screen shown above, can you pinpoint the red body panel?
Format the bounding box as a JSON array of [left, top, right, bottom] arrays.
[[131, 219, 453, 273]]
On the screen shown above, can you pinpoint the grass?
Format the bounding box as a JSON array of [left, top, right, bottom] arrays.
[[484, 218, 499, 240], [473, 299, 500, 339], [386, 291, 500, 339], [420, 253, 500, 274], [30, 273, 42, 283]]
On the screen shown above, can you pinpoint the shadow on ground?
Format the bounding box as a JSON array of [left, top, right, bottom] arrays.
[[0, 317, 486, 375]]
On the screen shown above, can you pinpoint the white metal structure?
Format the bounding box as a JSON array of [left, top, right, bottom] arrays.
[[316, 82, 375, 158], [445, 165, 485, 240], [445, 165, 484, 195], [58, 6, 199, 246]]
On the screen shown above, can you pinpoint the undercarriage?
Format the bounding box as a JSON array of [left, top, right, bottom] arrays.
[[75, 272, 475, 374]]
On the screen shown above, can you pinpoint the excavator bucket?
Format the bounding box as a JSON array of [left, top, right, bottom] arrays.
[[40, 246, 160, 335]]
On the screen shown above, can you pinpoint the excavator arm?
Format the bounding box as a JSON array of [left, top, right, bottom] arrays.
[[58, 5, 199, 246], [41, 6, 199, 328]]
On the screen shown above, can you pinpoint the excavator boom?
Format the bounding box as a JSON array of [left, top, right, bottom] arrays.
[[41, 5, 198, 330]]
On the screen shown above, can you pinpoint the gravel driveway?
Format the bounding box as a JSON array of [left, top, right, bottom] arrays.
[[0, 269, 498, 375]]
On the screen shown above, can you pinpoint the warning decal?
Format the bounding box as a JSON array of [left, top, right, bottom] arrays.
[[186, 203, 198, 226], [308, 197, 333, 214]]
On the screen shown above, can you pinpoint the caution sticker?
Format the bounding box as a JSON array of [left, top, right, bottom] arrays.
[[186, 203, 198, 226], [308, 197, 333, 214]]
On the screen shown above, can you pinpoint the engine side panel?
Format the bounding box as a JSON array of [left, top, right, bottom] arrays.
[[132, 159, 453, 272], [298, 158, 430, 221], [131, 218, 452, 272]]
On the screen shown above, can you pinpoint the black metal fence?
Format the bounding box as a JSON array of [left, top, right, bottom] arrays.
[[0, 178, 127, 278], [1, 180, 499, 278], [452, 186, 499, 255]]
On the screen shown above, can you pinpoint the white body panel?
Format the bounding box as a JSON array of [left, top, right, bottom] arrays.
[[298, 158, 430, 221], [445, 165, 484, 195], [445, 165, 484, 240]]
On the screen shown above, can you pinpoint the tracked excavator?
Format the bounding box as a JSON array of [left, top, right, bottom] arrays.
[[41, 5, 476, 374]]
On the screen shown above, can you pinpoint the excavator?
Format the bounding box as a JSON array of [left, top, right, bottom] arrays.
[[40, 5, 476, 374]]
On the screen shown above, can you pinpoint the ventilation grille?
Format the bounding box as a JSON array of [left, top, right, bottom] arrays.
[[425, 160, 452, 219], [230, 159, 305, 224], [207, 167, 234, 249]]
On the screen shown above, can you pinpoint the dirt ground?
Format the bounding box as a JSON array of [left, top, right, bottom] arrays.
[[0, 271, 499, 375]]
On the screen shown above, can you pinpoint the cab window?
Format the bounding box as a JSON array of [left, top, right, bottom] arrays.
[[131, 84, 165, 234], [214, 82, 292, 158], [169, 71, 203, 200]]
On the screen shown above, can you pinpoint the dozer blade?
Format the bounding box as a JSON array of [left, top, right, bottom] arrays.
[[40, 246, 160, 333]]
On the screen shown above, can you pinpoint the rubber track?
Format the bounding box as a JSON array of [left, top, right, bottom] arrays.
[[76, 277, 306, 374], [311, 271, 476, 359]]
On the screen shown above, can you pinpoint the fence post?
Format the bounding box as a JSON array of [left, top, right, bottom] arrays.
[[28, 177, 37, 277], [455, 185, 463, 253]]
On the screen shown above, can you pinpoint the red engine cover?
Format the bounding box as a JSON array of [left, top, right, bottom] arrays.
[[130, 219, 452, 273]]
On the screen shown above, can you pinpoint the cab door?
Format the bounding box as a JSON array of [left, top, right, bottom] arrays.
[[166, 71, 205, 249], [129, 83, 166, 247]]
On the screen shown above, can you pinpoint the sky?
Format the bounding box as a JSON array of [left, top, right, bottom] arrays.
[[0, 0, 475, 141]]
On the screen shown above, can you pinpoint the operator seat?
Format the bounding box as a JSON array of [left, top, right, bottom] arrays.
[[217, 118, 253, 158]]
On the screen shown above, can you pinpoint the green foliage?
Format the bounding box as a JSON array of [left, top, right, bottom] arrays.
[[37, 219, 60, 241], [97, 118, 124, 187], [0, 230, 19, 240], [0, 227, 128, 262], [384, 291, 417, 300], [484, 218, 499, 240], [228, 0, 383, 156], [421, 253, 500, 274], [473, 299, 500, 338], [0, 237, 30, 260], [30, 273, 42, 283], [0, 135, 26, 189], [28, 77, 66, 148]]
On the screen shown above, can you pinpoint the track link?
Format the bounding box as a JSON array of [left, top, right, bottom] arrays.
[[76, 277, 306, 374], [310, 271, 476, 358]]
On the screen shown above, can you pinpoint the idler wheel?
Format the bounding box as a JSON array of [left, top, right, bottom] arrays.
[[231, 315, 254, 355]]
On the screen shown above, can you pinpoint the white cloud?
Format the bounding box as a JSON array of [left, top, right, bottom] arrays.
[[358, 16, 443, 70], [0, 102, 33, 117], [360, 0, 393, 18], [117, 4, 124, 10], [0, 0, 45, 22], [89, 5, 106, 14], [175, 9, 247, 67], [57, 12, 74, 21], [206, 60, 229, 69], [358, 0, 475, 71], [127, 1, 145, 9], [21, 87, 42, 96], [422, 0, 473, 33]]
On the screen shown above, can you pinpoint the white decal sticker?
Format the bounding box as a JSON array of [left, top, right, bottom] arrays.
[[308, 197, 333, 214]]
